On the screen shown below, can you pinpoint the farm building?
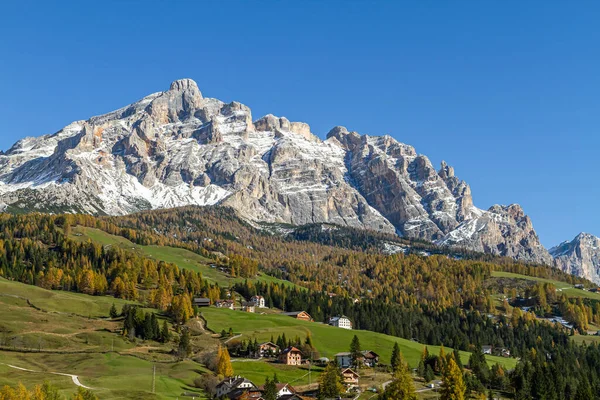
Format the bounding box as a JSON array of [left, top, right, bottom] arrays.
[[193, 297, 210, 307], [281, 311, 312, 321]]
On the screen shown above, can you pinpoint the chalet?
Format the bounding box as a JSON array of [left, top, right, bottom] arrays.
[[281, 311, 312, 322], [328, 315, 352, 330], [227, 388, 264, 400], [482, 345, 493, 355], [242, 301, 256, 313], [278, 346, 302, 366], [216, 376, 257, 398], [216, 300, 235, 310], [341, 368, 359, 388], [193, 297, 210, 307], [361, 350, 380, 367], [335, 352, 352, 368], [575, 284, 585, 289], [250, 295, 266, 308], [279, 395, 315, 400], [256, 341, 279, 358], [259, 383, 296, 398]]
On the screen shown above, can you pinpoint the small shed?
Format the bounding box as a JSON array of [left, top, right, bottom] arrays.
[[193, 297, 211, 307]]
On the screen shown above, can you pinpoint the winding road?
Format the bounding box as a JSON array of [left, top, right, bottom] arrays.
[[2, 363, 93, 390]]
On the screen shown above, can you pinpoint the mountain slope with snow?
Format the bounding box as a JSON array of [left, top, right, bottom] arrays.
[[0, 79, 552, 265], [551, 233, 600, 284]]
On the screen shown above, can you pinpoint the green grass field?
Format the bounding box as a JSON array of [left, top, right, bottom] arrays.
[[72, 226, 296, 289], [0, 278, 209, 399], [0, 277, 136, 317], [202, 308, 518, 370], [0, 351, 207, 400], [491, 271, 600, 300]]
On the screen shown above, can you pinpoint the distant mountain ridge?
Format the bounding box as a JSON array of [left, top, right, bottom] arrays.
[[551, 233, 600, 284], [0, 78, 593, 278]]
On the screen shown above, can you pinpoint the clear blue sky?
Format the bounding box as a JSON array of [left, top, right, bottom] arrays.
[[1, 1, 598, 247]]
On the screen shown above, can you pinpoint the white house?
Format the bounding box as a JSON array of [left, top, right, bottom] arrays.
[[250, 295, 266, 308], [258, 383, 295, 398], [329, 315, 352, 330], [215, 377, 256, 398]]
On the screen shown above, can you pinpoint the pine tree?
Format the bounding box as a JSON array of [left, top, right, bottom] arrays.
[[441, 357, 466, 400], [263, 377, 277, 400], [417, 359, 426, 378], [160, 320, 170, 343], [391, 342, 402, 372], [424, 364, 435, 383], [109, 303, 118, 319], [350, 335, 362, 369], [319, 362, 343, 399], [381, 351, 417, 400], [178, 328, 192, 358]]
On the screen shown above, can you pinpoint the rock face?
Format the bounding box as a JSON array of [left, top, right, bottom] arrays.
[[0, 79, 552, 264], [551, 233, 600, 284]]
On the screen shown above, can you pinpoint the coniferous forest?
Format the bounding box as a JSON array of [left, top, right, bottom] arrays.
[[1, 207, 600, 398]]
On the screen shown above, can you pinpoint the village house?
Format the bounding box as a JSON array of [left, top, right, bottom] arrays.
[[193, 297, 210, 307], [281, 311, 312, 322], [259, 383, 296, 398], [341, 368, 360, 388], [328, 315, 352, 330], [215, 300, 235, 310], [335, 352, 352, 368], [242, 301, 256, 313], [256, 341, 279, 358], [250, 295, 266, 308], [279, 395, 315, 400], [482, 345, 493, 355], [278, 346, 302, 365], [361, 350, 379, 367], [227, 388, 264, 400], [216, 376, 257, 398]]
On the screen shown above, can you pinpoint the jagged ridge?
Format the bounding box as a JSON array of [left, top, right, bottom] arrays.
[[0, 78, 552, 265]]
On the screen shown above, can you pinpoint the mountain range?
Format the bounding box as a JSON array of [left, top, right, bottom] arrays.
[[0, 79, 598, 283]]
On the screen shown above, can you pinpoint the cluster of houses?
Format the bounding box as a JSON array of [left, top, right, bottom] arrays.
[[215, 376, 308, 400], [195, 296, 354, 331], [214, 348, 379, 400]]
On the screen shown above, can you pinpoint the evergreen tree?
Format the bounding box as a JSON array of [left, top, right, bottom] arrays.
[[391, 342, 402, 372], [417, 359, 426, 378], [381, 351, 416, 400], [424, 364, 435, 383], [109, 303, 118, 319], [263, 377, 277, 400], [350, 335, 362, 369], [272, 373, 279, 384], [178, 328, 192, 358], [319, 363, 343, 399], [160, 320, 170, 343], [441, 357, 466, 400]]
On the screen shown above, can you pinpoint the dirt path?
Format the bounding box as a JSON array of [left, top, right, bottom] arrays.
[[224, 334, 241, 344], [1, 363, 94, 390]]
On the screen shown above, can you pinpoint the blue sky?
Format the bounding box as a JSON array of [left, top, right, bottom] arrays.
[[1, 1, 598, 247]]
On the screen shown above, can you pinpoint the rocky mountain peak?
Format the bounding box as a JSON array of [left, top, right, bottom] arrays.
[[0, 79, 555, 268], [552, 233, 600, 284], [169, 78, 202, 95]]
